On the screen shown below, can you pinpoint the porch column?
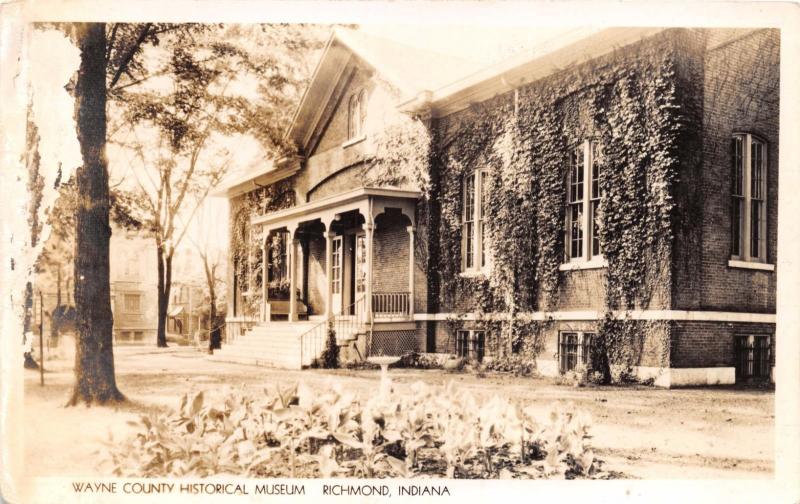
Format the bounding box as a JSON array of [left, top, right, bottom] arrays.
[[407, 226, 415, 317], [365, 222, 374, 323], [289, 236, 299, 322], [261, 233, 268, 322], [298, 236, 306, 308], [324, 231, 334, 317], [286, 226, 300, 322]]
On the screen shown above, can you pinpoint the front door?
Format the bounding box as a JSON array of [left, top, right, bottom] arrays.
[[331, 236, 343, 315]]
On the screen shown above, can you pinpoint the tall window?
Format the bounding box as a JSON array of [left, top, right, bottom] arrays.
[[268, 231, 290, 284], [331, 237, 342, 295], [347, 89, 366, 140], [124, 293, 141, 313], [565, 141, 602, 263], [731, 134, 768, 262], [462, 169, 488, 272]]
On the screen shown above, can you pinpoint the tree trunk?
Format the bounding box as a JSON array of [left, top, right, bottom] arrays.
[[67, 22, 124, 406], [51, 265, 62, 339], [56, 265, 62, 307], [156, 245, 173, 347], [203, 259, 220, 351]]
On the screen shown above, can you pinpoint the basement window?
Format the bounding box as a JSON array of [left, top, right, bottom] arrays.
[[558, 331, 594, 373], [734, 334, 772, 382], [456, 330, 485, 362]]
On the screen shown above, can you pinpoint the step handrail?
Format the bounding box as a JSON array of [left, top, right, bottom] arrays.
[[299, 294, 368, 367]]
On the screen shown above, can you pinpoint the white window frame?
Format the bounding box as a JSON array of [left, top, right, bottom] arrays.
[[331, 236, 343, 295], [561, 140, 605, 270], [461, 168, 489, 275], [730, 133, 769, 269]]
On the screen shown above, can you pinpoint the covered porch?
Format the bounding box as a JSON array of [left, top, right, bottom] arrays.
[[251, 187, 420, 327]]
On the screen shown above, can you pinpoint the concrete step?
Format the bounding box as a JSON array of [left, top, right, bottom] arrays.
[[207, 321, 326, 370], [208, 353, 302, 370]]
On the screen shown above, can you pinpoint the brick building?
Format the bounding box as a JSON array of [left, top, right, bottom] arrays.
[[216, 27, 778, 386]]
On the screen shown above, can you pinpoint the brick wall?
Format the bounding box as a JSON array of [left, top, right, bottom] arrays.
[[427, 319, 669, 368], [553, 270, 606, 311], [313, 65, 374, 155], [373, 213, 410, 294], [672, 29, 779, 312], [307, 163, 365, 202], [671, 321, 775, 368]]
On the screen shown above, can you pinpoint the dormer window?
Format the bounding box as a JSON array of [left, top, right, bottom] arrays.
[[347, 89, 366, 140]]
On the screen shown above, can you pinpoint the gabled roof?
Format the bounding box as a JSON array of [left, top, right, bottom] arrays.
[[217, 27, 674, 200], [286, 27, 475, 153]]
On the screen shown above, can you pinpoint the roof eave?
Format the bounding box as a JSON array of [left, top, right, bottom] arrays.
[[403, 27, 667, 118], [211, 156, 303, 199]]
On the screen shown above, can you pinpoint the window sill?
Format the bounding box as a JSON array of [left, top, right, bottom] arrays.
[[459, 269, 489, 279], [559, 258, 608, 272], [342, 135, 366, 149], [728, 259, 775, 271]]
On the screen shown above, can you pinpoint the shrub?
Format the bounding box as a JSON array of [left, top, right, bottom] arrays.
[[321, 321, 339, 369], [397, 351, 446, 369], [484, 354, 540, 377], [101, 380, 607, 479]]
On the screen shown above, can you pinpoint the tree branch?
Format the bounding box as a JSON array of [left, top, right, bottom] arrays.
[[108, 23, 152, 90]]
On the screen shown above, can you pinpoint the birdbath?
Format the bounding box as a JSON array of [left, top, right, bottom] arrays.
[[367, 356, 400, 397]]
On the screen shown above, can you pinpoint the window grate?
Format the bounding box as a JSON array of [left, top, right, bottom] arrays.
[[457, 330, 485, 362], [559, 331, 595, 373], [734, 334, 772, 381]]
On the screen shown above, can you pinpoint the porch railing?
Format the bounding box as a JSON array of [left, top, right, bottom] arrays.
[[224, 316, 257, 345], [372, 291, 411, 318], [299, 294, 369, 368]]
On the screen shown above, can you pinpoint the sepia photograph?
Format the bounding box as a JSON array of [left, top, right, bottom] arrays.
[[0, 1, 798, 503]]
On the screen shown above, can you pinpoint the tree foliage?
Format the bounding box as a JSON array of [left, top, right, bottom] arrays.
[[108, 24, 326, 345]]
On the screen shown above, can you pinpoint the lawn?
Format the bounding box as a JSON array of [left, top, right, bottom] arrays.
[[23, 346, 774, 479]]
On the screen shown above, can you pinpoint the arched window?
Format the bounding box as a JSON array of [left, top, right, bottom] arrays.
[[347, 89, 366, 140]]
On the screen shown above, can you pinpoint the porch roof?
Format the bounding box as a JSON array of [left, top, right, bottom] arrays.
[[251, 186, 421, 231]]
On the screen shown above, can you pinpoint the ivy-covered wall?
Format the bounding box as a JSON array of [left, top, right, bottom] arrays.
[[228, 178, 297, 317], [429, 29, 701, 319]]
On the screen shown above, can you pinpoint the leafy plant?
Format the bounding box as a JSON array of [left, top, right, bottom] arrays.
[[484, 354, 540, 377], [101, 379, 607, 479]]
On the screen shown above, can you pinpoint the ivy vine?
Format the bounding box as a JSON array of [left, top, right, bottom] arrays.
[[427, 30, 696, 374]]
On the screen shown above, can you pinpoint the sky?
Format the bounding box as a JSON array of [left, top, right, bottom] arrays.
[[360, 24, 575, 66]]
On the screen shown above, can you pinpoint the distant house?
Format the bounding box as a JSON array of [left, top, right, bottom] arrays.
[[109, 226, 159, 344], [215, 27, 778, 386], [167, 280, 205, 341]]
